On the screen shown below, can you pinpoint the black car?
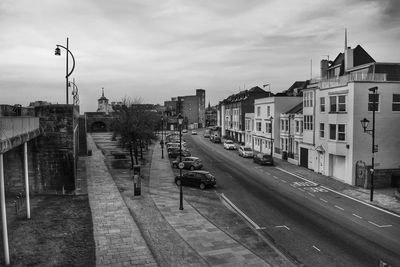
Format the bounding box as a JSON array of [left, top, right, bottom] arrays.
[[168, 148, 191, 158], [175, 170, 216, 190], [253, 153, 274, 165]]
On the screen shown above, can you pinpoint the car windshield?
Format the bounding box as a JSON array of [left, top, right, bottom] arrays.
[[263, 155, 271, 159], [243, 147, 252, 151], [225, 140, 233, 144], [205, 173, 213, 179]]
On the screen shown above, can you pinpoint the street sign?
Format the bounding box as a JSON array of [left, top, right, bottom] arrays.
[[178, 162, 185, 169]]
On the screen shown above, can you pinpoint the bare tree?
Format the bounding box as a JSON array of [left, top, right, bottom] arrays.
[[112, 97, 159, 168]]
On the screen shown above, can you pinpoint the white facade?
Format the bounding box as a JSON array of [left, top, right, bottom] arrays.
[[244, 113, 254, 149], [253, 97, 302, 157]]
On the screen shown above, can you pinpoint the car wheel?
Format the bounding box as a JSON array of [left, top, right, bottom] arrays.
[[190, 165, 195, 171], [199, 183, 205, 190], [176, 179, 181, 186]]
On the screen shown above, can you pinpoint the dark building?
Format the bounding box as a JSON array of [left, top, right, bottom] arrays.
[[205, 103, 217, 127]]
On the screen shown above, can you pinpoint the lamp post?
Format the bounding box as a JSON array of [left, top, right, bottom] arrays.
[[360, 86, 378, 202], [161, 116, 164, 159], [177, 113, 184, 210], [270, 116, 274, 156], [55, 37, 76, 104], [68, 78, 79, 106]]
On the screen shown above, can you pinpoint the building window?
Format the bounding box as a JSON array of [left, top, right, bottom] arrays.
[[320, 123, 325, 138], [329, 124, 346, 141], [257, 106, 261, 116], [330, 95, 346, 112], [329, 124, 336, 140], [281, 120, 284, 131], [285, 120, 289, 131], [300, 121, 303, 133], [267, 106, 270, 117], [320, 97, 325, 112], [256, 122, 261, 131], [304, 115, 313, 130], [368, 94, 379, 111], [295, 121, 299, 133], [303, 92, 313, 107], [266, 122, 272, 133], [338, 124, 346, 141], [392, 94, 400, 111]]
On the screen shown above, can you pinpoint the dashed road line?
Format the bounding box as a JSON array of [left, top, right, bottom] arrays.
[[272, 175, 278, 179], [275, 225, 290, 230], [368, 221, 392, 228], [298, 188, 305, 192], [334, 205, 344, 211], [221, 193, 266, 230], [307, 192, 315, 197], [312, 245, 321, 252], [281, 180, 287, 183], [265, 172, 270, 175], [320, 198, 328, 203], [352, 213, 363, 219]]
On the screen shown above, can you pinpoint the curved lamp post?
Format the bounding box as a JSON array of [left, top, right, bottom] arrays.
[[177, 113, 184, 210], [161, 116, 164, 159], [270, 116, 274, 156], [360, 86, 378, 202], [55, 37, 76, 104], [68, 79, 79, 105]]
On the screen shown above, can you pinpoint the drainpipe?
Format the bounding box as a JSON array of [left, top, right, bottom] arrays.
[[0, 153, 10, 265], [24, 142, 31, 219]]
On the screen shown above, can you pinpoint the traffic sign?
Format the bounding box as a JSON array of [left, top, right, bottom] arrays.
[[178, 162, 185, 169]]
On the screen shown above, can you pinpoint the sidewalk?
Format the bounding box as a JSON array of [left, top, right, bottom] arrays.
[[86, 134, 157, 266], [273, 157, 400, 215], [149, 141, 272, 266]]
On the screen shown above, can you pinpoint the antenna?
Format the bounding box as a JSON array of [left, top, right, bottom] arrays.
[[310, 59, 313, 79], [344, 28, 348, 51]]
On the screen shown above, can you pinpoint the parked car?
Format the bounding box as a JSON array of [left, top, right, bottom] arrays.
[[168, 148, 191, 158], [210, 135, 221, 143], [172, 156, 203, 170], [182, 129, 188, 133], [253, 153, 274, 165], [166, 142, 187, 150], [191, 131, 197, 135], [175, 170, 216, 190], [223, 140, 236, 150], [238, 146, 253, 158]]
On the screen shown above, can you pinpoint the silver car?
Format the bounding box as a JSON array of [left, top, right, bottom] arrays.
[[238, 146, 253, 158]]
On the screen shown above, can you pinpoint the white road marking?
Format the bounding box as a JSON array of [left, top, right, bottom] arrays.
[[308, 193, 315, 197], [334, 205, 344, 211], [265, 172, 270, 175], [273, 175, 278, 179], [368, 221, 392, 228], [298, 188, 305, 192], [352, 213, 363, 219], [275, 225, 290, 230], [319, 198, 328, 203], [281, 180, 287, 183], [275, 167, 400, 218], [313, 245, 321, 252], [220, 193, 266, 230]]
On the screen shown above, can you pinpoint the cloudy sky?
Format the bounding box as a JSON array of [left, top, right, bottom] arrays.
[[1, 0, 400, 112]]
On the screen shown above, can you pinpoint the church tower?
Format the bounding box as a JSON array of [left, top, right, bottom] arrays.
[[97, 88, 110, 114]]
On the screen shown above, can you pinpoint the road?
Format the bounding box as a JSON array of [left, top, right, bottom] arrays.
[[183, 131, 400, 267]]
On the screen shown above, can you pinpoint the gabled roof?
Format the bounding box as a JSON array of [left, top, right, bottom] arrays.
[[275, 81, 309, 96], [221, 86, 271, 104], [284, 102, 303, 114]]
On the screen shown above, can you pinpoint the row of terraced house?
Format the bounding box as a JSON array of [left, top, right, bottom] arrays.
[[217, 42, 400, 188]]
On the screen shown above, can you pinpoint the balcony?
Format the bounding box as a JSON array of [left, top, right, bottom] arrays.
[[318, 73, 389, 89]]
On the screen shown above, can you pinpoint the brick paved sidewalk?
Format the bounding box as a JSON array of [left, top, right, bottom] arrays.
[[86, 134, 158, 266], [273, 158, 400, 214], [149, 143, 270, 266]]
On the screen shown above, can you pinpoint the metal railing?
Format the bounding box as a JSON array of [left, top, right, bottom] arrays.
[[0, 117, 40, 141], [318, 73, 389, 89]]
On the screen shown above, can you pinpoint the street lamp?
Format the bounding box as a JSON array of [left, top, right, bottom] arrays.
[[160, 116, 164, 159], [270, 116, 274, 156], [55, 37, 76, 104], [360, 86, 378, 202], [177, 113, 184, 210], [68, 79, 79, 106]]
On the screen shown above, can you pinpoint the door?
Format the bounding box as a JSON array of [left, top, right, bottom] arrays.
[[300, 148, 308, 168], [318, 153, 325, 174]]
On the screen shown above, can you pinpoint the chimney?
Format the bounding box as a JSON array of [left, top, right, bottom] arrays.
[[320, 59, 329, 79]]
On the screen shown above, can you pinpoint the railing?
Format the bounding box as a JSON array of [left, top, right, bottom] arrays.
[[0, 117, 40, 140], [318, 73, 389, 89]]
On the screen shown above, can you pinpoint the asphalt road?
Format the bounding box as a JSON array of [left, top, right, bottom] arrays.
[[183, 131, 400, 267]]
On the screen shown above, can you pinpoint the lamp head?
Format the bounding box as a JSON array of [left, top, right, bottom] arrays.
[[177, 113, 183, 125], [360, 118, 369, 131], [55, 46, 61, 56]]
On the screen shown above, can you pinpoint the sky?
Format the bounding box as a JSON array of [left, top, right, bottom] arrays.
[[1, 0, 400, 113]]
